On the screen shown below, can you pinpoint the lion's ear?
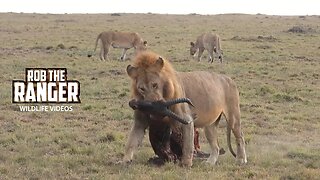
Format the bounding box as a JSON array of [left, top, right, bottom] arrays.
[[154, 56, 164, 71], [127, 65, 138, 78], [143, 40, 148, 46], [190, 42, 195, 46]]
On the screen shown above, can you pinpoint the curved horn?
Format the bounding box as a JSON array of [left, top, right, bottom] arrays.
[[129, 99, 154, 111], [128, 99, 138, 110], [163, 109, 191, 125], [164, 98, 194, 107]]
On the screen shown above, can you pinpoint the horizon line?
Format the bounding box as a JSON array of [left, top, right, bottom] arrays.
[[1, 11, 319, 17]]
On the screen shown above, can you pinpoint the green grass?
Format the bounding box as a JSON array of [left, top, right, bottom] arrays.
[[0, 12, 320, 179]]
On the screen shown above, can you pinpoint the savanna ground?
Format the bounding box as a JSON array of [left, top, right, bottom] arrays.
[[0, 12, 319, 179]]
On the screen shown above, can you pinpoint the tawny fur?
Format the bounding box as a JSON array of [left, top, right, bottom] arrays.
[[190, 32, 223, 63], [91, 31, 147, 61], [123, 51, 247, 167]]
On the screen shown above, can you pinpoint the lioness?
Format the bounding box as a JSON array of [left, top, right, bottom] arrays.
[[123, 51, 247, 167], [190, 32, 223, 63], [90, 31, 147, 61]]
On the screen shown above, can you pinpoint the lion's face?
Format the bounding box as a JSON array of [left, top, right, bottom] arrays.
[[127, 57, 173, 101], [136, 40, 148, 52], [135, 71, 164, 101], [190, 42, 197, 56]]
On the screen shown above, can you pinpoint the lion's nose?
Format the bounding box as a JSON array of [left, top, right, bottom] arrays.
[[145, 95, 162, 102]]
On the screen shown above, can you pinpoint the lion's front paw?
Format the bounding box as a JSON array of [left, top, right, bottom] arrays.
[[180, 158, 193, 168]]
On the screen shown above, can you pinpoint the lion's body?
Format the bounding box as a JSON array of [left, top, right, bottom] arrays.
[[178, 71, 236, 127], [123, 51, 247, 167], [93, 31, 147, 61], [190, 33, 223, 63]]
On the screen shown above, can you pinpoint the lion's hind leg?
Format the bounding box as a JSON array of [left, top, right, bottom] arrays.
[[204, 120, 220, 165], [103, 44, 110, 61], [99, 44, 105, 61], [120, 48, 129, 61], [207, 48, 214, 63]]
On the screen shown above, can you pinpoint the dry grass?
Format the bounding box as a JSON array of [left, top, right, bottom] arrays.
[[0, 12, 319, 179]]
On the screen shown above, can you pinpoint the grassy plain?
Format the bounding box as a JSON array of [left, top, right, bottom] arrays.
[[0, 13, 319, 179]]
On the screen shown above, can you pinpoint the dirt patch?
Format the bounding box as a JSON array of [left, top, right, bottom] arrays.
[[54, 19, 77, 23], [231, 35, 279, 42], [0, 47, 31, 56], [109, 69, 125, 76], [98, 134, 116, 143], [255, 45, 272, 49], [0, 44, 84, 57], [293, 56, 313, 61]]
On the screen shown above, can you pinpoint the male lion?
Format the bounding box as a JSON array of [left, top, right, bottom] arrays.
[[190, 32, 223, 63], [89, 31, 147, 61], [123, 51, 247, 167]]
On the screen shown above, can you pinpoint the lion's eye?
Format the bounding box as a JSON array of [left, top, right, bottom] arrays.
[[139, 87, 145, 92], [152, 83, 158, 89]]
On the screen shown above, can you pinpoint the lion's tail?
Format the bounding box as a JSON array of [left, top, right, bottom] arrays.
[[217, 36, 221, 51], [227, 125, 237, 158], [87, 33, 101, 57]]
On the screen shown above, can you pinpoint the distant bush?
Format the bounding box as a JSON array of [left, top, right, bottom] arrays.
[[288, 26, 305, 33], [99, 134, 115, 143], [31, 46, 45, 50], [256, 85, 275, 96], [111, 13, 121, 16], [57, 43, 66, 49], [46, 46, 54, 50], [273, 93, 303, 102], [82, 105, 93, 110], [68, 46, 78, 50], [287, 26, 315, 33]]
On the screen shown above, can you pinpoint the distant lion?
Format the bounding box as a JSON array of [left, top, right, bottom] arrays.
[[122, 51, 247, 167], [190, 32, 223, 63], [88, 31, 147, 61]]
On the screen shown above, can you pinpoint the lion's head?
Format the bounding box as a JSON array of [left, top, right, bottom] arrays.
[[127, 51, 182, 102], [136, 40, 148, 52], [189, 42, 197, 56]]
